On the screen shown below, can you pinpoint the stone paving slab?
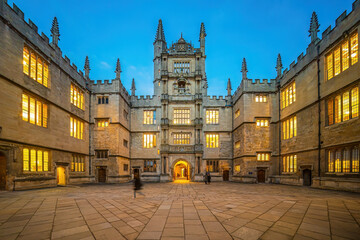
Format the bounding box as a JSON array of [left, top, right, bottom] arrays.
[[0, 182, 359, 240]]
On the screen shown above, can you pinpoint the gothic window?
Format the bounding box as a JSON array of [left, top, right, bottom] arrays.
[[326, 32, 358, 81], [173, 133, 190, 145], [327, 146, 360, 173], [97, 96, 109, 104], [144, 110, 156, 124], [143, 133, 156, 148], [206, 110, 219, 124], [70, 116, 84, 140], [71, 84, 84, 110], [206, 134, 219, 148], [144, 160, 156, 172], [255, 95, 267, 102], [23, 148, 49, 172], [23, 46, 49, 87], [282, 116, 297, 140], [22, 93, 48, 128], [282, 155, 297, 173], [96, 119, 109, 127], [173, 109, 190, 124], [174, 62, 190, 73], [281, 82, 296, 109], [257, 153, 270, 161], [95, 150, 108, 159], [256, 119, 269, 127], [71, 155, 85, 172], [206, 160, 219, 172]]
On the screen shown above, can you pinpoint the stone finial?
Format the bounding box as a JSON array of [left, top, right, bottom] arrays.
[[154, 19, 166, 43], [309, 11, 320, 43], [115, 58, 121, 79], [227, 78, 232, 96], [84, 56, 90, 80], [241, 58, 248, 80], [131, 78, 136, 96], [50, 17, 60, 46], [199, 22, 206, 39], [276, 53, 283, 78]]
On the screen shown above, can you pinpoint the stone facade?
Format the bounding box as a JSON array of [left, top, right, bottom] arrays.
[[0, 0, 359, 192]]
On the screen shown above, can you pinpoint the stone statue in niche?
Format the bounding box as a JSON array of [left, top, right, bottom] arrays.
[[174, 75, 190, 95]]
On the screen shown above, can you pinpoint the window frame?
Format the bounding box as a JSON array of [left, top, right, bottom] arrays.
[[144, 160, 157, 172], [23, 148, 50, 172], [206, 109, 219, 125], [326, 145, 360, 173], [23, 45, 49, 88], [22, 93, 48, 128]]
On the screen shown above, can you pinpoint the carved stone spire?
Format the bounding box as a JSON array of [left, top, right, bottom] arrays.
[[84, 56, 90, 80], [227, 78, 232, 96], [50, 17, 60, 46], [131, 78, 136, 96], [241, 58, 248, 80], [309, 11, 320, 43], [199, 22, 206, 53], [115, 58, 121, 80], [154, 19, 166, 43], [276, 53, 283, 78]]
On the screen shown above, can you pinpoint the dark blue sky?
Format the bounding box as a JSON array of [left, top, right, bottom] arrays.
[[9, 0, 354, 96]]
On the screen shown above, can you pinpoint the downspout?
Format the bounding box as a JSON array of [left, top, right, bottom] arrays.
[[278, 81, 281, 177], [317, 45, 321, 180], [88, 86, 92, 179]]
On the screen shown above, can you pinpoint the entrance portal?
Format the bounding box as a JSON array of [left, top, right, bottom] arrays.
[[303, 169, 312, 186], [257, 170, 265, 183], [57, 166, 66, 186], [173, 160, 190, 182], [98, 167, 106, 183], [223, 170, 229, 181], [0, 152, 6, 190]]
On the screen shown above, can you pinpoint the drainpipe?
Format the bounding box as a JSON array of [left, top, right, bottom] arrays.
[[88, 88, 92, 179], [278, 82, 281, 177], [317, 45, 321, 180]]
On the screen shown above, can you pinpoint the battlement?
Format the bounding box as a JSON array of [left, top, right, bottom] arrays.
[[137, 95, 154, 100], [131, 94, 160, 108], [90, 79, 130, 101], [1, 0, 88, 87]]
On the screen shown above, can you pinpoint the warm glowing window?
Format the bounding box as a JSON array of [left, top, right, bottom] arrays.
[[71, 155, 85, 172], [143, 133, 156, 148], [206, 110, 219, 124], [234, 165, 240, 172], [235, 109, 240, 118], [281, 82, 296, 109], [173, 133, 190, 145], [257, 153, 270, 161], [174, 61, 190, 73], [282, 155, 297, 173], [97, 119, 109, 127], [173, 109, 190, 124], [206, 134, 219, 148], [235, 141, 240, 149], [98, 96, 109, 104], [327, 146, 359, 173], [23, 148, 49, 172], [70, 116, 84, 140], [71, 84, 85, 110], [144, 160, 157, 172], [95, 150, 108, 159], [144, 110, 156, 124], [255, 95, 267, 103], [23, 46, 49, 87], [256, 119, 269, 127], [326, 33, 358, 81], [206, 160, 219, 172], [327, 87, 359, 126], [22, 94, 48, 128], [282, 116, 297, 140], [351, 33, 358, 65]]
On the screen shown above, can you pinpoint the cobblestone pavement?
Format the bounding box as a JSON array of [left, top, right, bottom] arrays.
[[0, 182, 359, 240]]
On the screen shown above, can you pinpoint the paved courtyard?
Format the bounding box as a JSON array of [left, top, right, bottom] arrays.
[[0, 182, 359, 240]]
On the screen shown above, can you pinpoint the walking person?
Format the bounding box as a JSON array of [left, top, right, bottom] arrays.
[[134, 172, 144, 198], [207, 171, 211, 184], [204, 171, 208, 184]]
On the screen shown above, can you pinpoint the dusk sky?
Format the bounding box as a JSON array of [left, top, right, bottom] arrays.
[[8, 0, 355, 96]]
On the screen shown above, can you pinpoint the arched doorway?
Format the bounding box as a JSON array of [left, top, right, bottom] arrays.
[[57, 166, 66, 186], [173, 160, 190, 182], [257, 170, 265, 183], [98, 167, 107, 183], [303, 169, 312, 186], [0, 152, 6, 190]]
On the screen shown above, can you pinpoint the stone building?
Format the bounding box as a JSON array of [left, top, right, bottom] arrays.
[[0, 0, 359, 191]]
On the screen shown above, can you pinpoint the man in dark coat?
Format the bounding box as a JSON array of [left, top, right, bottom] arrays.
[[207, 171, 211, 184]]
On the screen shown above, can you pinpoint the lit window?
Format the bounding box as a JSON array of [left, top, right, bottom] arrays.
[[328, 147, 360, 173], [235, 109, 240, 118], [71, 84, 85, 110], [70, 116, 84, 139], [335, 150, 341, 172], [22, 94, 48, 128], [173, 133, 190, 144], [282, 154, 297, 173], [281, 82, 296, 109], [352, 87, 359, 118], [71, 155, 85, 172], [206, 134, 219, 148], [143, 133, 156, 148], [334, 95, 341, 123], [23, 148, 50, 172], [173, 109, 190, 124], [255, 95, 267, 103], [206, 160, 219, 172], [235, 141, 240, 149], [97, 119, 109, 127], [144, 110, 156, 124], [334, 47, 341, 76], [342, 41, 349, 71], [23, 46, 49, 87], [257, 153, 270, 161], [350, 32, 358, 65], [144, 160, 157, 172], [174, 62, 190, 73], [327, 99, 334, 125], [234, 165, 240, 172], [206, 110, 219, 124], [343, 92, 350, 121], [282, 116, 296, 140], [343, 149, 350, 173], [352, 147, 359, 172], [256, 119, 269, 127]]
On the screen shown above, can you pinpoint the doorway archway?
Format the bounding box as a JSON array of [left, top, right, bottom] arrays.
[[173, 160, 190, 182], [0, 151, 6, 190], [57, 166, 66, 186], [303, 169, 312, 186]]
